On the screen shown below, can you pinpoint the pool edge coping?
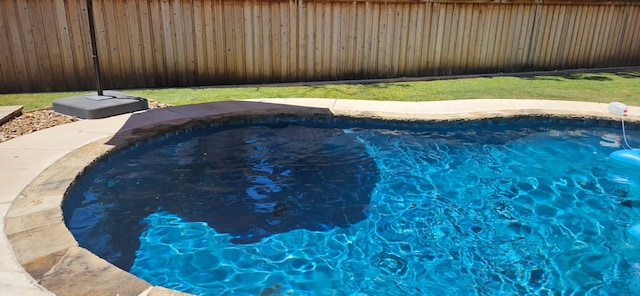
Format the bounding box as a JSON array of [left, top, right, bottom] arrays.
[[3, 98, 640, 295]]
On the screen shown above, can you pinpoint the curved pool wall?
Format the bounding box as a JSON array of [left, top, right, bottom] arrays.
[[2, 99, 640, 295]]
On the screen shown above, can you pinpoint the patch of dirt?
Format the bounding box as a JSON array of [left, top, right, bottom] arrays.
[[0, 99, 172, 143]]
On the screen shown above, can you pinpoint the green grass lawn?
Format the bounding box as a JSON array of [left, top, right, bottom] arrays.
[[1, 71, 639, 111]]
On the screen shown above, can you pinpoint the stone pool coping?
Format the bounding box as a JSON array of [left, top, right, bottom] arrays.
[[2, 98, 639, 295]]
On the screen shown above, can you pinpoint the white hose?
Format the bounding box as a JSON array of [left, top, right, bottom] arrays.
[[621, 115, 637, 150]]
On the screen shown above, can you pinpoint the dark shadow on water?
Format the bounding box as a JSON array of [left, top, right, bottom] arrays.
[[63, 102, 380, 270]]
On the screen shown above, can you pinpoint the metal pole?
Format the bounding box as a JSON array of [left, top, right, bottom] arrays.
[[86, 0, 103, 96]]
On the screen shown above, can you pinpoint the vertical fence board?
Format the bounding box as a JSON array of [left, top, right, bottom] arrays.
[[298, 0, 307, 79], [252, 1, 264, 80], [492, 4, 506, 71], [471, 4, 484, 72], [420, 3, 433, 76], [234, 1, 246, 80], [603, 5, 619, 66], [584, 5, 600, 66], [123, 0, 139, 86], [149, 0, 167, 86], [305, 0, 316, 80], [368, 2, 380, 77], [179, 0, 193, 84], [376, 2, 388, 77], [551, 5, 565, 69], [278, 1, 289, 80], [27, 0, 55, 90], [445, 4, 457, 74], [347, 2, 358, 78], [610, 4, 628, 66], [336, 2, 347, 78], [241, 1, 252, 79], [18, 0, 46, 90], [52, 0, 76, 89], [267, 2, 278, 78], [515, 4, 527, 68], [386, 3, 397, 77], [176, 0, 190, 84], [395, 4, 408, 76], [584, 5, 599, 67], [314, 1, 325, 78], [575, 5, 590, 67], [615, 4, 632, 64], [354, 3, 366, 77], [126, 0, 146, 87], [0, 3, 15, 92], [568, 4, 581, 67], [482, 4, 495, 71], [632, 6, 640, 64], [436, 4, 449, 74], [160, 0, 177, 85], [193, 0, 205, 84], [574, 5, 591, 67], [404, 3, 417, 76], [597, 6, 615, 66], [597, 4, 616, 66], [432, 3, 444, 75], [625, 6, 640, 64], [608, 5, 626, 66], [207, 0, 218, 80], [39, 0, 66, 89], [464, 5, 479, 72], [506, 4, 520, 71], [477, 4, 493, 72], [222, 1, 235, 77], [318, 1, 328, 77], [136, 0, 154, 86], [288, 0, 298, 80], [563, 5, 579, 68], [1, 0, 25, 92], [417, 2, 429, 75], [411, 3, 424, 76], [460, 5, 473, 73]]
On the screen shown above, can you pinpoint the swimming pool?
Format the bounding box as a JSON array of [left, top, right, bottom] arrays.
[[63, 116, 640, 295]]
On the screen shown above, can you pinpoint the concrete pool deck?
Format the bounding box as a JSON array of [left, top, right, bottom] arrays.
[[1, 98, 639, 295]]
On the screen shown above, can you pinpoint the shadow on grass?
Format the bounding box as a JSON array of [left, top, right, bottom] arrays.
[[516, 71, 640, 82], [613, 72, 640, 79], [517, 73, 613, 81]]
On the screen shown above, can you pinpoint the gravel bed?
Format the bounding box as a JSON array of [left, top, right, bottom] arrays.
[[0, 100, 171, 143]]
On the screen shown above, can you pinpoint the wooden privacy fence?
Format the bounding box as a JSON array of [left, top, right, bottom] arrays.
[[1, 0, 639, 93]]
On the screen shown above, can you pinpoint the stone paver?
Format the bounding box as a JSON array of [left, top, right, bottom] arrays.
[[0, 99, 636, 295], [0, 105, 23, 125]]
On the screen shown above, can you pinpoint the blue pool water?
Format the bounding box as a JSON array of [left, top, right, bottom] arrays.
[[64, 118, 640, 295]]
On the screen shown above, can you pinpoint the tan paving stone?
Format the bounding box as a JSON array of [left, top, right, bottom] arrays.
[[0, 105, 23, 125], [40, 247, 150, 296], [7, 221, 77, 266], [5, 207, 63, 236], [22, 249, 68, 281]]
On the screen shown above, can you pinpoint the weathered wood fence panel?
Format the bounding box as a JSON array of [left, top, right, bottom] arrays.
[[1, 0, 639, 93]]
